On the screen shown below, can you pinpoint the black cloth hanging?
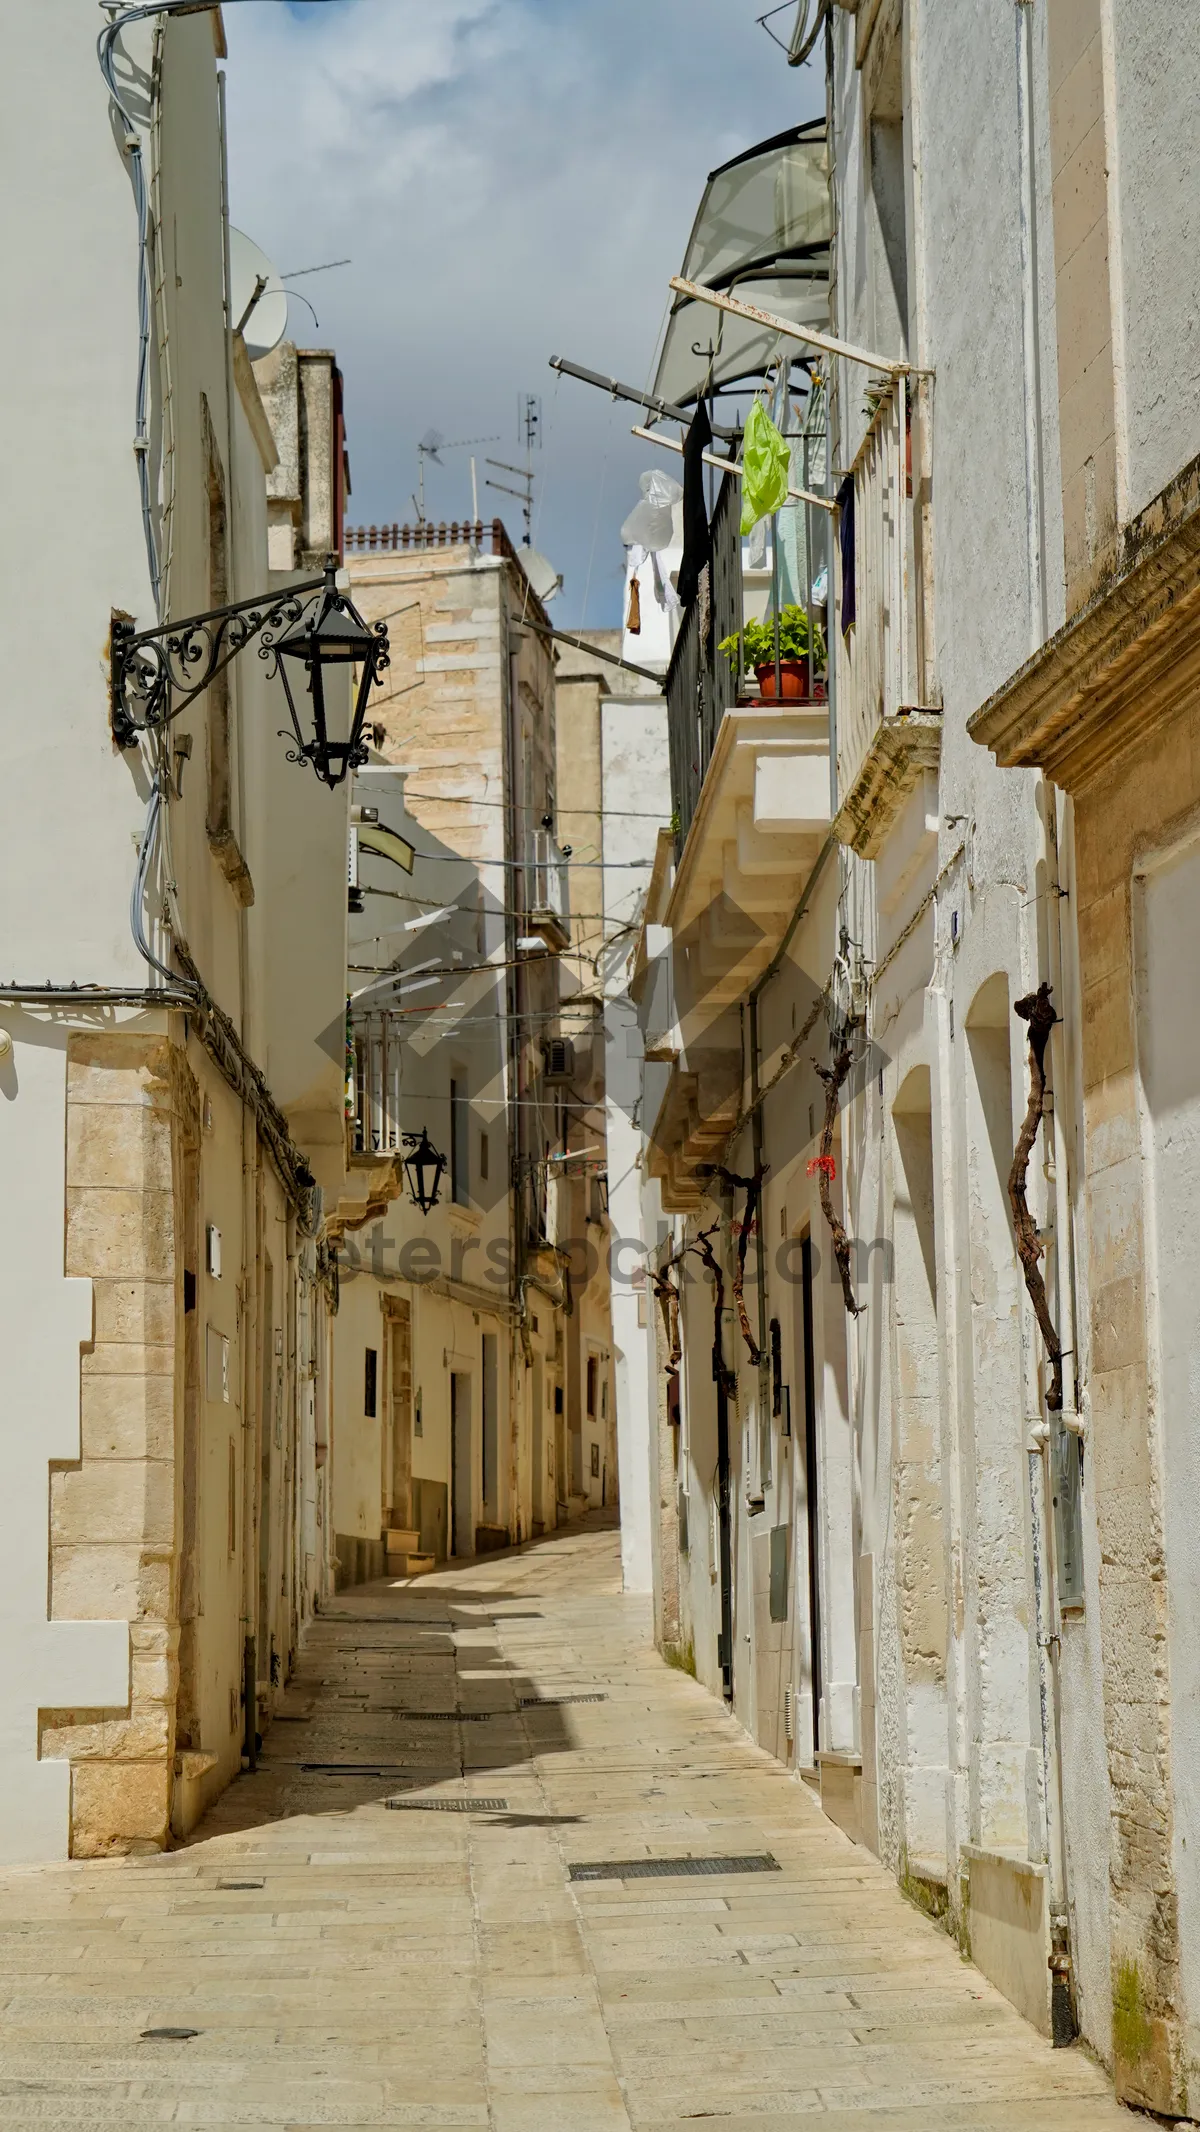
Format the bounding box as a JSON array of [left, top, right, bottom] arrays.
[[676, 402, 713, 609], [836, 473, 856, 637]]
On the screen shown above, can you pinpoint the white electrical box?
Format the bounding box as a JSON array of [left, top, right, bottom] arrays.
[[206, 1224, 222, 1278]]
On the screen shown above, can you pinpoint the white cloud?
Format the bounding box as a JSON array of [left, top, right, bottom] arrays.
[[224, 0, 821, 624]]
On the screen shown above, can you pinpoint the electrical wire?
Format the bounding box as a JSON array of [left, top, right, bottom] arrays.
[[98, 1, 346, 610], [131, 775, 194, 990], [148, 21, 178, 610], [396, 788, 674, 820], [359, 885, 636, 929], [410, 850, 651, 870], [98, 6, 167, 613]]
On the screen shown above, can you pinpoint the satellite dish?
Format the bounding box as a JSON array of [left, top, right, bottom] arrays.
[[517, 546, 563, 603], [229, 228, 289, 361]]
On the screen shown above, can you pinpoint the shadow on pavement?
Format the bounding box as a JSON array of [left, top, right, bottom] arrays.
[[182, 1514, 618, 1845]]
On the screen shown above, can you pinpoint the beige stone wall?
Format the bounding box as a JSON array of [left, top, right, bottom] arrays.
[[350, 546, 508, 867], [48, 1032, 191, 1856], [1048, 0, 1121, 614], [346, 541, 563, 1543], [553, 644, 609, 984], [1072, 722, 1200, 2113]]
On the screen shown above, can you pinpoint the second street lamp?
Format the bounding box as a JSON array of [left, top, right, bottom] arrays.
[[402, 1128, 448, 1215], [111, 555, 389, 790]]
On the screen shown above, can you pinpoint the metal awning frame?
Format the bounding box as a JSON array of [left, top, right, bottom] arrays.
[[669, 276, 930, 381]]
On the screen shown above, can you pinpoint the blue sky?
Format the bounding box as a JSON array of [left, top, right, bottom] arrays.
[[224, 0, 821, 627]]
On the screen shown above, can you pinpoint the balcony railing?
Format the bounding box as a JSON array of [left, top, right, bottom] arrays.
[[527, 829, 570, 950], [834, 374, 938, 849], [666, 470, 743, 846], [348, 1013, 402, 1156]]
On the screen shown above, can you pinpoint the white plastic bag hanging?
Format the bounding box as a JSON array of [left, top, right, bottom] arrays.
[[620, 469, 683, 553]]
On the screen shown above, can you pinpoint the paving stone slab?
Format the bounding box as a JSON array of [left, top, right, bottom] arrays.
[[0, 1520, 1134, 2132]]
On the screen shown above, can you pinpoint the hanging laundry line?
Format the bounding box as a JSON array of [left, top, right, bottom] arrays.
[[629, 424, 835, 515]]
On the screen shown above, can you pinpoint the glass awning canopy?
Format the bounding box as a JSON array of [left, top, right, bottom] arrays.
[[653, 120, 830, 411]]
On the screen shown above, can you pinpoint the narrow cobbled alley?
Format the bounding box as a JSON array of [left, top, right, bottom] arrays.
[[0, 1518, 1129, 2130]]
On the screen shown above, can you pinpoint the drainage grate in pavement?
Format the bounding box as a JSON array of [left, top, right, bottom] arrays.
[[315, 1706, 498, 1721], [299, 1764, 423, 1777], [141, 2028, 201, 2041], [217, 1878, 265, 1890], [569, 1854, 781, 1883], [520, 1693, 607, 1707], [403, 1709, 502, 1722], [385, 1796, 509, 1813]]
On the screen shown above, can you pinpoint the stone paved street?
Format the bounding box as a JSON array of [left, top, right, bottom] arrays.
[[0, 1517, 1132, 2129]]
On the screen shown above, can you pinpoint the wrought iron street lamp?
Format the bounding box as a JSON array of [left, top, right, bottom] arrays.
[[402, 1127, 447, 1215], [110, 556, 389, 790]]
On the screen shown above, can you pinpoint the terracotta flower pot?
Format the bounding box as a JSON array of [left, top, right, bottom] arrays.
[[755, 657, 809, 700]]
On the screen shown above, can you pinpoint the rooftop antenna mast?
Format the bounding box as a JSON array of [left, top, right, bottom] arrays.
[[413, 430, 499, 525], [486, 393, 541, 542]]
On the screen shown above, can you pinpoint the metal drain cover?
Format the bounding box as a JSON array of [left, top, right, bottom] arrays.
[[386, 1796, 509, 1813], [141, 2027, 200, 2041], [217, 1878, 264, 1890], [569, 1853, 781, 1883], [520, 1694, 607, 1707], [395, 1710, 496, 1722], [300, 1764, 420, 1777]]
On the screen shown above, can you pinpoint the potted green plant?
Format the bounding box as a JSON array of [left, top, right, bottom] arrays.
[[718, 606, 826, 700]]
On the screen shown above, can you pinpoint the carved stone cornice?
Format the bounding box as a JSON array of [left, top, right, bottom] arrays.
[[833, 710, 942, 858], [968, 452, 1200, 791]]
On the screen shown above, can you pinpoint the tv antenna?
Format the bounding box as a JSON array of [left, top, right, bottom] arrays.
[[485, 394, 542, 542], [413, 430, 499, 525]]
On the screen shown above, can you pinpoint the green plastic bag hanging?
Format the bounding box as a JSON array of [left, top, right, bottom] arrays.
[[739, 399, 790, 536]]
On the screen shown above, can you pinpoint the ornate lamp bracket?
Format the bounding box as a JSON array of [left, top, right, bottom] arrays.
[[110, 574, 326, 750]]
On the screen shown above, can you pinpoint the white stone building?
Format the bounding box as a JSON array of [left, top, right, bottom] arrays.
[[0, 3, 371, 1859], [614, 3, 1200, 2100]]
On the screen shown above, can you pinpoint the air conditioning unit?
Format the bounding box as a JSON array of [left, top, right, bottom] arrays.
[[544, 1037, 575, 1082]]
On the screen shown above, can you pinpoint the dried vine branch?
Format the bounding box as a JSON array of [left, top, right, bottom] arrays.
[[717, 1163, 768, 1363], [690, 1223, 738, 1398], [1010, 982, 1063, 1413], [813, 1045, 862, 1319], [650, 1245, 685, 1375]]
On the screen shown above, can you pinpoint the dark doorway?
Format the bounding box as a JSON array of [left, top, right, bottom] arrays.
[[799, 1233, 823, 1753], [450, 1372, 473, 1557]]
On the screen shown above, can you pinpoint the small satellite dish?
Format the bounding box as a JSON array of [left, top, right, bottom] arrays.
[[517, 546, 563, 604], [229, 228, 289, 361]]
